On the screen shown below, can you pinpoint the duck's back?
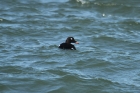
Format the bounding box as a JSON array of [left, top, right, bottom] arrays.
[[59, 43, 76, 50]]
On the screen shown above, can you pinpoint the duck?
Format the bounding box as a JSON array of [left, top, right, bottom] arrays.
[[59, 37, 79, 50]]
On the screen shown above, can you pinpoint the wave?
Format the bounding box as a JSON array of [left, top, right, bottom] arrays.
[[93, 35, 128, 46], [0, 18, 16, 24], [68, 0, 140, 18], [0, 27, 28, 37], [70, 0, 140, 7]]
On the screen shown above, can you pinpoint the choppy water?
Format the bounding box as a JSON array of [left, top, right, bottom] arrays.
[[0, 0, 140, 93]]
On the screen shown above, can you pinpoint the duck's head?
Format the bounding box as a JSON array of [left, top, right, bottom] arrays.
[[65, 37, 79, 44]]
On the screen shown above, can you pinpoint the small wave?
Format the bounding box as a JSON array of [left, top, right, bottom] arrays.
[[93, 33, 138, 46], [47, 68, 90, 81], [75, 58, 112, 68], [119, 19, 140, 25], [59, 73, 84, 83], [0, 66, 23, 74], [76, 0, 89, 4], [9, 6, 39, 14], [110, 71, 140, 87], [47, 86, 64, 93], [94, 35, 120, 44], [0, 18, 15, 24], [95, 77, 114, 84], [0, 18, 4, 22], [129, 42, 140, 48], [47, 69, 69, 77], [1, 28, 28, 37], [0, 83, 9, 92]]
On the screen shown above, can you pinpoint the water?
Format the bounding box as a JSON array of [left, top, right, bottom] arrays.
[[0, 0, 140, 93]]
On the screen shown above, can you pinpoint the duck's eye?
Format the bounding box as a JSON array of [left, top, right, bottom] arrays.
[[71, 38, 73, 40]]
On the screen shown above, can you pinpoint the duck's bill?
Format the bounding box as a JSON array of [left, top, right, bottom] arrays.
[[75, 42, 79, 44]]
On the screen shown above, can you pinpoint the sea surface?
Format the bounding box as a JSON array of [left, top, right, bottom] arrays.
[[0, 0, 140, 93]]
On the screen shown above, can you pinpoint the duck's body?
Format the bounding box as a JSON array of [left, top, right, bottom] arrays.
[[59, 37, 79, 50], [59, 43, 76, 50]]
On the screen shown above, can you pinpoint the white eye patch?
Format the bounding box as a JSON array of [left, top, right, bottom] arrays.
[[71, 38, 73, 40]]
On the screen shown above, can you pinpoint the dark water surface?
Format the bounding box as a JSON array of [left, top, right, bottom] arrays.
[[0, 0, 140, 93]]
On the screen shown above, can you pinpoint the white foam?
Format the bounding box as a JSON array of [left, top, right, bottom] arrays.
[[76, 0, 88, 4]]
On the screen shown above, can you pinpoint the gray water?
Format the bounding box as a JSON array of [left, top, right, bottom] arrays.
[[0, 0, 140, 93]]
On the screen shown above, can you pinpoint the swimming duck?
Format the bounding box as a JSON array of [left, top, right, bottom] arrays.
[[59, 37, 79, 50]]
